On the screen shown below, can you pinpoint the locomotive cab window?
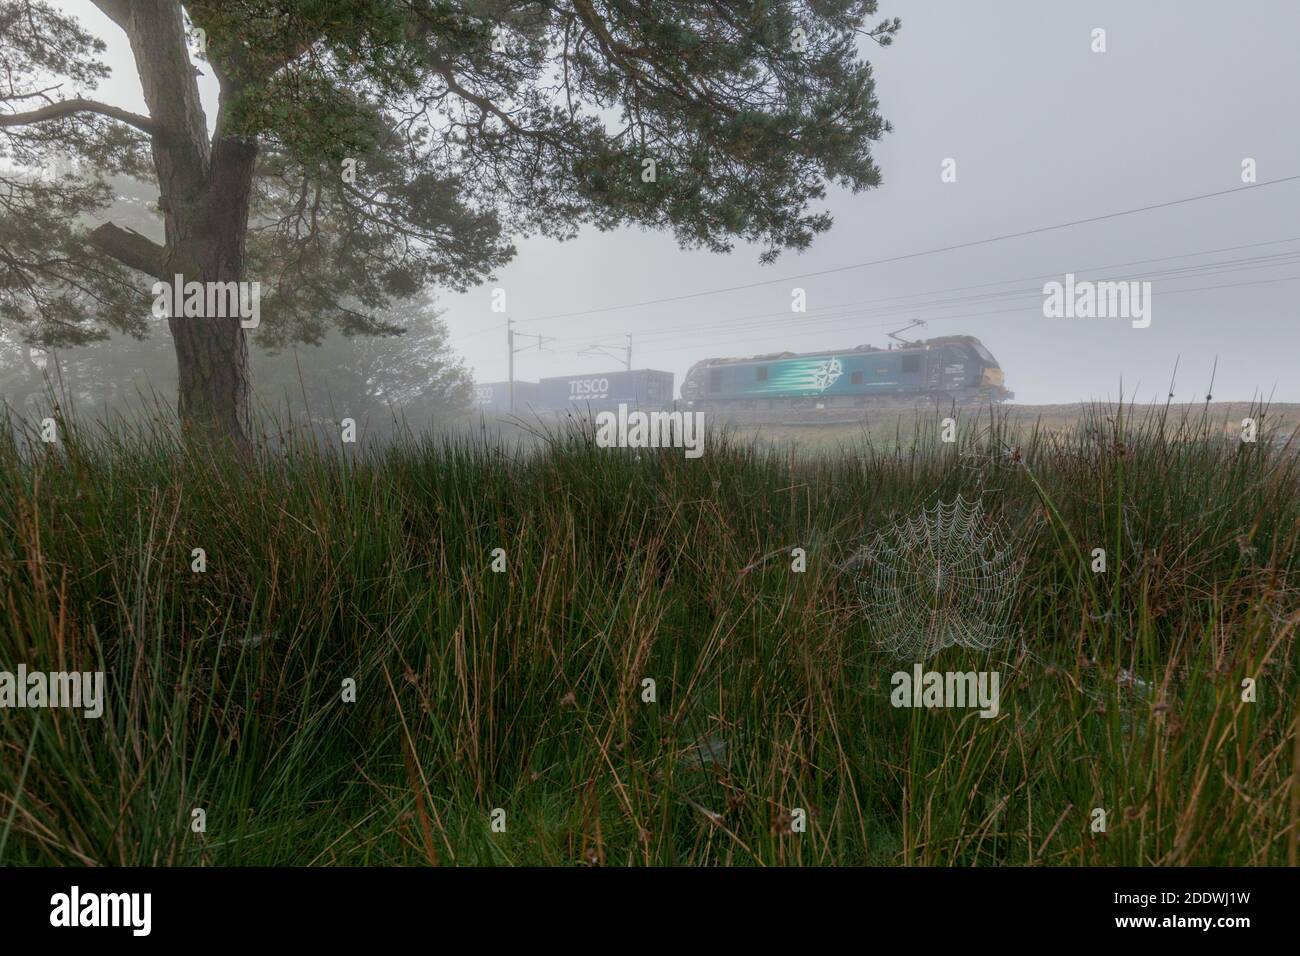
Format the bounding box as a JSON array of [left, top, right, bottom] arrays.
[[708, 368, 722, 390], [901, 354, 920, 373]]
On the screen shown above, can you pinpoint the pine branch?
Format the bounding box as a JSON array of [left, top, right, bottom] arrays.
[[0, 97, 157, 135], [86, 222, 170, 279]]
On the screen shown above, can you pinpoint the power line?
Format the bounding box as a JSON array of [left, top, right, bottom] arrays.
[[460, 320, 508, 341], [512, 175, 1300, 324], [624, 245, 1300, 345], [636, 273, 1300, 357], [576, 333, 633, 369], [473, 243, 1300, 367], [618, 236, 1300, 341]]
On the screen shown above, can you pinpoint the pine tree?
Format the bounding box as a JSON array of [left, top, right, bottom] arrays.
[[1, 0, 899, 445]]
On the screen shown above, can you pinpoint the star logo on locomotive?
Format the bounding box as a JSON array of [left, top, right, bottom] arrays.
[[812, 357, 843, 392]]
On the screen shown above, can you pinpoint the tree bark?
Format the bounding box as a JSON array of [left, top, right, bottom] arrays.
[[86, 223, 167, 278], [171, 129, 259, 444], [166, 313, 251, 441], [110, 0, 257, 447]]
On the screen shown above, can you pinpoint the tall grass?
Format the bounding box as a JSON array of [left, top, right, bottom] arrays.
[[0, 400, 1297, 865]]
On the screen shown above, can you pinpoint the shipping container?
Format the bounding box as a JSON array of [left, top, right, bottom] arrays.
[[538, 369, 674, 412], [471, 380, 539, 414]]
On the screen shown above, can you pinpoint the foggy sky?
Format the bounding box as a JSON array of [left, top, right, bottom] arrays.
[[59, 0, 1300, 404]]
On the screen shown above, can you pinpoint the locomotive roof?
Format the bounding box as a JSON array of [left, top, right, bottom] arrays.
[[687, 335, 985, 369]]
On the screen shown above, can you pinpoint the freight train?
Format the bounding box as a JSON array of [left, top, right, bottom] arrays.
[[474, 335, 1011, 422], [539, 369, 674, 412], [679, 335, 1011, 416], [471, 380, 539, 413], [472, 370, 674, 414]]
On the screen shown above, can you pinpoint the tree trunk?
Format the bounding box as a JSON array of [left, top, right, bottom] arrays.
[[168, 314, 252, 443], [173, 133, 260, 446], [109, 0, 259, 448]]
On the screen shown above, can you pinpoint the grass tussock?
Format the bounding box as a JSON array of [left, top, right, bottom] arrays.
[[0, 400, 1298, 866]]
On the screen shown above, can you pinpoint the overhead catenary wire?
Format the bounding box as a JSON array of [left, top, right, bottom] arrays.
[[546, 243, 1300, 352], [509, 174, 1300, 325], [579, 239, 1300, 348], [637, 273, 1300, 357], [621, 247, 1300, 346]]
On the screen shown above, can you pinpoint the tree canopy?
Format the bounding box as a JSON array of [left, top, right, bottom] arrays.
[[0, 0, 898, 442]]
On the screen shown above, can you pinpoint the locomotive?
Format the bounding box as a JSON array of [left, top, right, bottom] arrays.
[[678, 335, 1011, 417]]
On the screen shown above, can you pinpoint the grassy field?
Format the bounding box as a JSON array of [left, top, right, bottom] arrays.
[[725, 401, 1300, 454], [1, 400, 1297, 866]]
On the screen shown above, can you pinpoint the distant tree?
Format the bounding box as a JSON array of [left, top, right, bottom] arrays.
[[0, 172, 172, 417], [0, 334, 49, 413], [1, 272, 471, 431], [0, 0, 899, 445], [254, 292, 474, 432]]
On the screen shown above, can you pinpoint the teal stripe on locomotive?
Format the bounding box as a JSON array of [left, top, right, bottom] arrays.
[[680, 336, 1012, 404], [716, 354, 898, 397]]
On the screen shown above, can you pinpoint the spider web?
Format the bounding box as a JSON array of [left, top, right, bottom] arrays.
[[856, 496, 1023, 659]]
